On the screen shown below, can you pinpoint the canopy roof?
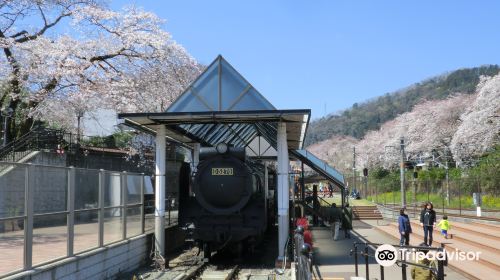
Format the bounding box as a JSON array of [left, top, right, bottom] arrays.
[[118, 55, 309, 150], [118, 55, 345, 187]]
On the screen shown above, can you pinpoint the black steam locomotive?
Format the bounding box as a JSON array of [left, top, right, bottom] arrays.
[[179, 143, 275, 259]]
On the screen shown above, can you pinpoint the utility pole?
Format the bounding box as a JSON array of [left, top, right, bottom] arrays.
[[400, 137, 406, 207], [445, 159, 450, 205], [352, 147, 356, 202]]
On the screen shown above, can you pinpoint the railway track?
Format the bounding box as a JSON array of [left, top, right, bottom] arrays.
[[197, 264, 239, 280]]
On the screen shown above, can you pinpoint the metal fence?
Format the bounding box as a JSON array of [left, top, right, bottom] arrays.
[[345, 176, 500, 218], [350, 242, 446, 280], [0, 162, 175, 278]]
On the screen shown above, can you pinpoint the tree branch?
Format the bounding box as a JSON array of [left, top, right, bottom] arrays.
[[15, 12, 71, 43]]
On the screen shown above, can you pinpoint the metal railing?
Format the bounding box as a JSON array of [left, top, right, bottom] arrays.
[[350, 242, 446, 280], [293, 230, 312, 280], [0, 162, 173, 278]]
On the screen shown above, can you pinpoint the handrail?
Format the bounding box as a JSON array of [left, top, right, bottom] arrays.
[[0, 127, 67, 162], [350, 242, 446, 280]]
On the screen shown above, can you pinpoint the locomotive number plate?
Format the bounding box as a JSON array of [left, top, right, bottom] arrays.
[[211, 168, 234, 176]]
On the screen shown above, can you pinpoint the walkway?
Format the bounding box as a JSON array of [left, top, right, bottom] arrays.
[[374, 217, 500, 279], [0, 214, 165, 277], [312, 220, 468, 280]]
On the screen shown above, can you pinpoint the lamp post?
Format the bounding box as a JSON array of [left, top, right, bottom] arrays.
[[1, 107, 14, 147], [76, 111, 84, 145]]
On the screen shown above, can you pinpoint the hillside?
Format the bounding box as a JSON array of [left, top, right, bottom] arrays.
[[307, 73, 500, 172], [305, 65, 500, 146]]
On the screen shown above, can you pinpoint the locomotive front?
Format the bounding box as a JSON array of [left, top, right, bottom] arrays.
[[194, 143, 258, 214], [179, 143, 271, 259]]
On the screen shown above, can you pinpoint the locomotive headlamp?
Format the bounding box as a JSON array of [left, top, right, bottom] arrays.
[[216, 142, 228, 154]]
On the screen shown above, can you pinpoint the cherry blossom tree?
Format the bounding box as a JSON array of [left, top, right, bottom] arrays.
[[451, 74, 500, 166], [1, 1, 200, 139], [307, 135, 359, 174]]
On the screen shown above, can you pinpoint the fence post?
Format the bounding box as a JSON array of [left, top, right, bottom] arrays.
[[364, 244, 369, 280], [122, 171, 127, 239], [98, 169, 105, 247], [437, 248, 445, 280], [354, 243, 359, 276], [67, 167, 75, 257], [458, 179, 462, 216], [401, 251, 407, 280], [140, 173, 145, 234], [24, 164, 34, 270]]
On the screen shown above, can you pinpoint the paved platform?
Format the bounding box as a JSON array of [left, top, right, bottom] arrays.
[[0, 214, 160, 277], [375, 218, 500, 279], [311, 220, 468, 280]]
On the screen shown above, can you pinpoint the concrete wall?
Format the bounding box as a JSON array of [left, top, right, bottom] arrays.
[[5, 234, 151, 280]]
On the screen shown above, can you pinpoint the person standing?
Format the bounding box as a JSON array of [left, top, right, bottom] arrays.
[[398, 208, 412, 246], [329, 203, 341, 240], [420, 202, 436, 246], [342, 203, 353, 239], [328, 183, 334, 198]]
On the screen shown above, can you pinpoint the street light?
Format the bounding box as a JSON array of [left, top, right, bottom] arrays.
[[1, 107, 14, 147]]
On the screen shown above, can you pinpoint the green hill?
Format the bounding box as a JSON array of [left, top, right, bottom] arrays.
[[305, 65, 500, 146]]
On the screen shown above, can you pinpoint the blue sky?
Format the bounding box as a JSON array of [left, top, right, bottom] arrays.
[[111, 0, 500, 119]]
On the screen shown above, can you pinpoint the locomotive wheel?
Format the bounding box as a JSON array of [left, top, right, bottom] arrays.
[[203, 243, 211, 260]]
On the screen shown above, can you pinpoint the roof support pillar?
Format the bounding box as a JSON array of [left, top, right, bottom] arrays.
[[192, 143, 200, 174], [155, 126, 166, 258], [277, 122, 289, 261]]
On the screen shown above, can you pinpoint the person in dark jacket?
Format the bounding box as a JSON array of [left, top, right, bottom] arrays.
[[329, 203, 342, 240], [342, 203, 353, 239], [398, 208, 412, 246], [420, 202, 436, 246]]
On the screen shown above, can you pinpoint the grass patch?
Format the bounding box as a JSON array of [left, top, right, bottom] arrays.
[[366, 191, 500, 210]]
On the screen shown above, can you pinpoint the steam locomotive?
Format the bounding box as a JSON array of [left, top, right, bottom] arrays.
[[179, 143, 275, 259]]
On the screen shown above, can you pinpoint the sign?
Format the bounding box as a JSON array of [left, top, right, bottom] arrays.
[[473, 193, 482, 206], [211, 168, 234, 176]]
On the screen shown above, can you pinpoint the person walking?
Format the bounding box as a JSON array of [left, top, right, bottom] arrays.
[[437, 215, 451, 239], [328, 183, 334, 198], [342, 203, 352, 239], [398, 208, 412, 246], [420, 202, 436, 246], [329, 203, 342, 240]]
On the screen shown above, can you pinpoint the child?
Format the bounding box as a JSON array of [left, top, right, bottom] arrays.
[[437, 215, 450, 239]]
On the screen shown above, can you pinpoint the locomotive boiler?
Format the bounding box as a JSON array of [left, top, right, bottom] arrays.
[[179, 143, 275, 259]]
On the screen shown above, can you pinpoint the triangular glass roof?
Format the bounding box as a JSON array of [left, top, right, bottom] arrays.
[[167, 55, 276, 112], [118, 55, 344, 188]]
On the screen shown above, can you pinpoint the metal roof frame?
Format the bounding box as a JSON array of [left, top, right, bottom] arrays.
[[117, 55, 344, 188]]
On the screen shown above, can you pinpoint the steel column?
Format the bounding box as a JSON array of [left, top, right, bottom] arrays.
[[98, 169, 105, 247], [67, 167, 75, 257], [140, 173, 145, 234], [155, 126, 167, 257], [122, 171, 127, 239], [24, 164, 34, 270], [277, 122, 289, 260], [193, 143, 200, 175]]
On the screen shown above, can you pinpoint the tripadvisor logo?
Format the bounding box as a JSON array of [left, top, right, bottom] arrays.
[[375, 244, 482, 267], [375, 244, 398, 266]]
